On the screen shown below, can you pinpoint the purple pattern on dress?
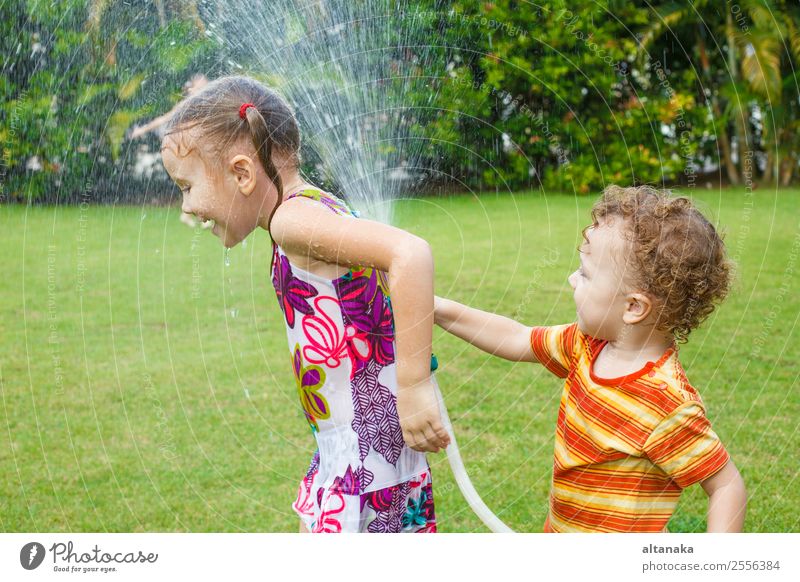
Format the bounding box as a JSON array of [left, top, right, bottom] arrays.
[[420, 482, 436, 524], [272, 252, 318, 328], [330, 465, 360, 495], [356, 466, 374, 490], [305, 450, 320, 480], [334, 269, 403, 467], [351, 360, 405, 465], [363, 482, 411, 533]]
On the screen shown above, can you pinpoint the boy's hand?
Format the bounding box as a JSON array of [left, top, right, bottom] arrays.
[[397, 378, 451, 453]]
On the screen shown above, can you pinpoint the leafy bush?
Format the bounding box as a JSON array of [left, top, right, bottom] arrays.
[[1, 0, 218, 203]]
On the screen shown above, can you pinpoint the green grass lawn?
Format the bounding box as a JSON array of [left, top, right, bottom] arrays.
[[2, 188, 798, 532]]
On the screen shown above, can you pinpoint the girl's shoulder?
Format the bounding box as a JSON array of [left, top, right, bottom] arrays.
[[284, 186, 358, 218], [269, 185, 360, 261]]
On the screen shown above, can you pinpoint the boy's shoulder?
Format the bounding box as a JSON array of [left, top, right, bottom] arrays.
[[573, 333, 708, 419], [627, 350, 708, 421]]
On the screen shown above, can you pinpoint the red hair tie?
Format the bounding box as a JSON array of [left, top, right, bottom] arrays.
[[239, 102, 255, 119]]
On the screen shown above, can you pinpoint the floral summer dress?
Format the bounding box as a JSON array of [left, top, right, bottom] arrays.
[[271, 188, 436, 533]]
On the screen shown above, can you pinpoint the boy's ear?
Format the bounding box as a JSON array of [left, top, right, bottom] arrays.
[[622, 292, 653, 325], [229, 154, 257, 196]]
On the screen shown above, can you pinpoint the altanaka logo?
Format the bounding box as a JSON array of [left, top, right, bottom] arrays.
[[642, 543, 694, 554], [20, 542, 46, 570]]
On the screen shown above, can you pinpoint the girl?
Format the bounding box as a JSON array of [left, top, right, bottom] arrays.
[[160, 75, 449, 533]]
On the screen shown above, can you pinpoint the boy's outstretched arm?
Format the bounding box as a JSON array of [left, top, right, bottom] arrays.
[[701, 460, 747, 532], [434, 296, 535, 362]]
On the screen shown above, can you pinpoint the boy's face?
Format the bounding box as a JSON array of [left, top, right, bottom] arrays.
[[568, 219, 635, 340], [161, 131, 262, 248]]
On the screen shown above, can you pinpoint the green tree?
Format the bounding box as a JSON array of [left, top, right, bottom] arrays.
[[1, 0, 216, 203], [640, 0, 798, 186], [416, 0, 709, 192]]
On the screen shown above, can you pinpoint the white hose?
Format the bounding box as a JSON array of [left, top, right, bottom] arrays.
[[431, 374, 515, 533]]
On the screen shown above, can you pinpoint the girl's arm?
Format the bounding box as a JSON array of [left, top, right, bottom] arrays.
[[701, 460, 747, 532], [435, 297, 536, 362], [271, 199, 450, 453]]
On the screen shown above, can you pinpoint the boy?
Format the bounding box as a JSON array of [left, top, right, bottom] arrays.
[[435, 185, 746, 532]]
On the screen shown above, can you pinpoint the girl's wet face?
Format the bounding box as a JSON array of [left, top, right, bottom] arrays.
[[161, 131, 264, 248]]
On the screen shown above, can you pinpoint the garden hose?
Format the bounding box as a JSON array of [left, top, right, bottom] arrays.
[[430, 354, 515, 533]]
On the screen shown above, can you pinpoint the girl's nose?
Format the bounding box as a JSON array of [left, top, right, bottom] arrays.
[[568, 270, 578, 290]]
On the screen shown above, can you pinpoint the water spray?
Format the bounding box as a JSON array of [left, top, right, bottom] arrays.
[[214, 0, 514, 531]]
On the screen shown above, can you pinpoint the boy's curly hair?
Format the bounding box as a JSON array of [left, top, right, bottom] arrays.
[[591, 185, 733, 342]]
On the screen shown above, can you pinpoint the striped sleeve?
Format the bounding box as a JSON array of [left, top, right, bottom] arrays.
[[642, 402, 730, 488], [529, 323, 579, 378]]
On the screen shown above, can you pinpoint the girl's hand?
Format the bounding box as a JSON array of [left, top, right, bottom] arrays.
[[397, 378, 451, 453]]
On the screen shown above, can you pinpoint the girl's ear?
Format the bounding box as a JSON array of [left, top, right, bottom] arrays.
[[622, 292, 653, 325], [229, 154, 257, 196]]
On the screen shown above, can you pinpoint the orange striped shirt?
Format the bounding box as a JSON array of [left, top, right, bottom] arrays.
[[531, 323, 730, 533]]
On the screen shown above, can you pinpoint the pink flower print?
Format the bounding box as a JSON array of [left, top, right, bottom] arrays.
[[408, 471, 427, 488], [292, 479, 316, 519], [292, 345, 330, 431], [272, 254, 318, 328], [365, 485, 396, 513], [302, 297, 349, 369], [363, 482, 409, 532], [344, 323, 372, 371], [312, 491, 345, 533], [346, 285, 395, 367]]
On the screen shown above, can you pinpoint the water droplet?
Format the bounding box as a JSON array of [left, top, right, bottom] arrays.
[[230, 308, 239, 318], [141, 213, 147, 220], [242, 238, 247, 248], [244, 388, 250, 399], [224, 248, 230, 267]]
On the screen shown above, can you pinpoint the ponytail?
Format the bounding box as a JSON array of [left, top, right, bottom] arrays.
[[242, 105, 284, 232]]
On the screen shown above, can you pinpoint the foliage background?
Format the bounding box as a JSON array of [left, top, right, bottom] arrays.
[[3, 0, 800, 202]]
